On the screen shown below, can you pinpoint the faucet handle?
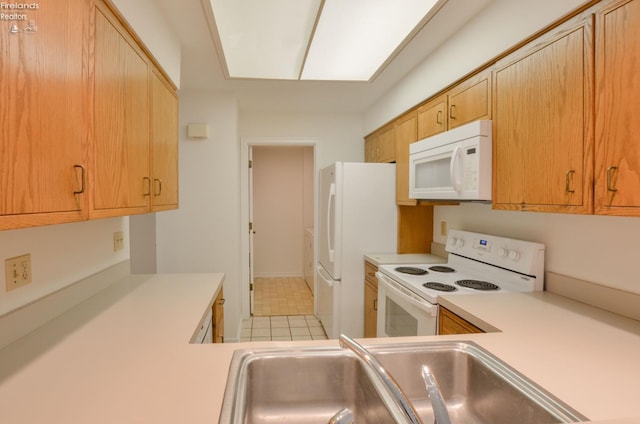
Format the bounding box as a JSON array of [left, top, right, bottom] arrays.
[[421, 366, 452, 424]]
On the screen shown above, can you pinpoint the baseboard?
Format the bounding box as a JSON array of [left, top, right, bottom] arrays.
[[0, 260, 131, 350], [546, 272, 640, 322]]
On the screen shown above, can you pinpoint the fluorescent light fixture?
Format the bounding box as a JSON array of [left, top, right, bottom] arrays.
[[205, 0, 443, 81]]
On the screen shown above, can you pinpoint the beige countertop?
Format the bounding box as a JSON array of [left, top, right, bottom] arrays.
[[364, 253, 446, 266], [0, 273, 639, 423]]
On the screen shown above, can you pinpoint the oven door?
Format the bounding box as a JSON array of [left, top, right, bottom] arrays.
[[376, 272, 438, 338]]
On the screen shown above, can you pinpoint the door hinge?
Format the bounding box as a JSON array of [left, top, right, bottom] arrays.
[[248, 160, 253, 168], [250, 283, 254, 291], [249, 222, 253, 231]]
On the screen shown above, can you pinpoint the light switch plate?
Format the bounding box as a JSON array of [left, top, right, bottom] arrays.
[[113, 231, 124, 252]]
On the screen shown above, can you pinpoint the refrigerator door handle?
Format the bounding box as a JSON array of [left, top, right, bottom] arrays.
[[317, 265, 335, 286], [327, 182, 336, 263]]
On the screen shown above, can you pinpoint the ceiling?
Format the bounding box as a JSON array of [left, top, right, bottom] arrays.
[[154, 0, 493, 114]]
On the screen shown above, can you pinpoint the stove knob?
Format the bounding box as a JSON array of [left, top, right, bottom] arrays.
[[455, 238, 465, 248], [508, 250, 520, 261], [497, 247, 508, 258]]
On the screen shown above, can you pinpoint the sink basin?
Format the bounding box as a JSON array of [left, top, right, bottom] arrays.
[[219, 341, 587, 424]]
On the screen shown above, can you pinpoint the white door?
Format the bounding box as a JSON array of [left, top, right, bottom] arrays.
[[318, 163, 342, 280], [248, 147, 255, 315]]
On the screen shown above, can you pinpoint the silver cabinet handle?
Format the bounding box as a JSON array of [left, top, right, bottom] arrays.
[[607, 166, 618, 192], [73, 165, 85, 195], [565, 170, 575, 193]]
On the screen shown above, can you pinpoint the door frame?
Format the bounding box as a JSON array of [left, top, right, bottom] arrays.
[[239, 137, 319, 320]]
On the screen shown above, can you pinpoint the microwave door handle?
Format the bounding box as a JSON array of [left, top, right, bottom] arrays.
[[449, 146, 464, 192], [327, 183, 336, 263]]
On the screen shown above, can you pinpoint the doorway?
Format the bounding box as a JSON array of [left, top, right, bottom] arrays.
[[250, 145, 315, 317]]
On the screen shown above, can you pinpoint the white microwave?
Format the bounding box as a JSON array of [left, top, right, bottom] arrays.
[[409, 119, 492, 201]]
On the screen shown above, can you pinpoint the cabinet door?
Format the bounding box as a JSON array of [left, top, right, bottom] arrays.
[[377, 124, 396, 163], [364, 280, 377, 338], [364, 133, 378, 163], [93, 5, 150, 217], [0, 0, 89, 229], [595, 0, 640, 214], [150, 69, 179, 210], [438, 307, 483, 335], [447, 69, 491, 129], [213, 288, 225, 343], [493, 18, 594, 213], [417, 94, 447, 139], [395, 112, 418, 206]]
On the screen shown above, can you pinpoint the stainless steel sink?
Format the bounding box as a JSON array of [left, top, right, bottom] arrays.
[[219, 341, 587, 424]]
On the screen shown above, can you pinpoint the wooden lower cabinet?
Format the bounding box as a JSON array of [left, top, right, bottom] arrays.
[[364, 261, 379, 338], [212, 288, 225, 343], [438, 306, 483, 335]]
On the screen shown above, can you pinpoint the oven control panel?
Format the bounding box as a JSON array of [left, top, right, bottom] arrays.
[[446, 229, 544, 278]]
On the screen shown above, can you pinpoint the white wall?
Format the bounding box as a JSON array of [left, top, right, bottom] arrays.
[[434, 204, 640, 295], [252, 146, 312, 277], [0, 218, 129, 316], [110, 0, 181, 87]]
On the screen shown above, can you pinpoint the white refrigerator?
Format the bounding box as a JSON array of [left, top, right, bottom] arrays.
[[316, 162, 397, 339]]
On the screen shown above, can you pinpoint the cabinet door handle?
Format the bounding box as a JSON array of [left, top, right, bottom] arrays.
[[436, 110, 443, 125], [606, 166, 618, 192], [373, 299, 378, 311], [143, 177, 151, 196], [73, 165, 85, 195], [154, 178, 162, 196], [565, 170, 575, 193], [449, 104, 456, 120]]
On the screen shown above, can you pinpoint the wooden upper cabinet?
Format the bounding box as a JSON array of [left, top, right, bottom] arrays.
[[92, 5, 151, 217], [151, 69, 179, 211], [0, 0, 90, 229], [594, 0, 640, 215], [492, 16, 594, 214], [395, 111, 418, 205], [417, 94, 447, 139], [364, 123, 395, 163], [447, 69, 492, 129]]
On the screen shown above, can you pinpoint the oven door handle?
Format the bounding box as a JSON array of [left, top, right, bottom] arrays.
[[377, 273, 438, 317]]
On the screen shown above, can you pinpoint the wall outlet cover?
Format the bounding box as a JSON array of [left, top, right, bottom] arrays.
[[5, 253, 32, 292]]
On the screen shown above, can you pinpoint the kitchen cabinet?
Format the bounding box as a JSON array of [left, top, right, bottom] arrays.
[[417, 94, 447, 139], [364, 123, 395, 163], [0, 0, 90, 230], [0, 0, 178, 230], [594, 0, 640, 215], [363, 261, 378, 338], [438, 306, 483, 335], [92, 3, 151, 218], [492, 16, 594, 214], [416, 70, 491, 141], [395, 111, 418, 206], [150, 69, 179, 211], [212, 287, 225, 343]]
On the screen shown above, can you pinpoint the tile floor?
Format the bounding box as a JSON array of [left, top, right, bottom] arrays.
[[240, 315, 328, 342], [253, 277, 314, 316]]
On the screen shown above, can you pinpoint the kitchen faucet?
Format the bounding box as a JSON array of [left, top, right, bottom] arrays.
[[338, 334, 452, 424]]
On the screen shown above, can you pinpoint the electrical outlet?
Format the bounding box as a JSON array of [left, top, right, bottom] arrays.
[[5, 253, 32, 292], [113, 231, 125, 252], [440, 221, 448, 236]]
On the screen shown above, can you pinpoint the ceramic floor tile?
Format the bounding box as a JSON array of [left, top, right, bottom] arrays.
[[288, 319, 308, 328], [251, 328, 271, 337], [270, 316, 288, 321], [309, 327, 326, 336], [271, 328, 291, 337], [241, 318, 252, 329], [272, 336, 293, 341], [312, 334, 328, 340], [292, 335, 312, 341], [270, 320, 290, 329], [240, 328, 251, 338], [290, 327, 311, 336], [251, 337, 271, 342]]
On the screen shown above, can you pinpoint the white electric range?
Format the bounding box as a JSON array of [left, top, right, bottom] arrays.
[[376, 229, 545, 337]]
